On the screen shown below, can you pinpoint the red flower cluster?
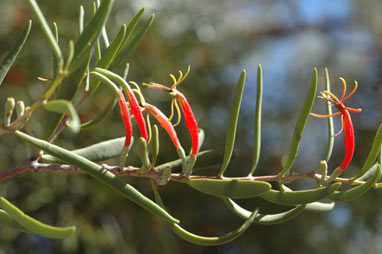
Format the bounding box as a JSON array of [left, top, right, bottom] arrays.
[[143, 66, 199, 175]]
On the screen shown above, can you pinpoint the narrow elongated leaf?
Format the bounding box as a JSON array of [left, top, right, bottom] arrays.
[[99, 25, 126, 67], [137, 137, 151, 172], [27, 0, 63, 68], [249, 64, 262, 175], [89, 25, 127, 93], [80, 96, 117, 130], [354, 124, 382, 179], [0, 197, 75, 239], [260, 182, 341, 205], [44, 49, 91, 139], [304, 201, 335, 213], [0, 209, 32, 233], [78, 6, 85, 34], [188, 178, 271, 199], [42, 137, 127, 163], [197, 129, 205, 151], [223, 198, 305, 225], [218, 70, 246, 177], [324, 68, 334, 161], [43, 100, 80, 133], [151, 182, 257, 246], [0, 21, 31, 86], [90, 72, 120, 94], [72, 0, 114, 69], [151, 124, 160, 168], [330, 164, 381, 202], [169, 213, 257, 247], [280, 68, 317, 176], [111, 14, 155, 69], [118, 7, 145, 54], [15, 131, 179, 224], [357, 163, 378, 181]]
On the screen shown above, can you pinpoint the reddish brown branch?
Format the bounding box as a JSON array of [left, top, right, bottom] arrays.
[[0, 161, 366, 186]]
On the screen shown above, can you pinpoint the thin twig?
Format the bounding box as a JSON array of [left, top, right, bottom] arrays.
[[0, 161, 367, 186]]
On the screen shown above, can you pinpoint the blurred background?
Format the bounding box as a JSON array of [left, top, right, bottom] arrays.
[[1, 0, 382, 253]]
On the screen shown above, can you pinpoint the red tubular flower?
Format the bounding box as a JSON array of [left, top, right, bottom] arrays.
[[311, 78, 361, 171], [174, 92, 199, 155], [126, 89, 148, 142], [340, 110, 354, 170], [143, 66, 199, 176], [144, 103, 187, 171], [117, 90, 133, 148], [144, 103, 181, 148], [144, 66, 199, 157]]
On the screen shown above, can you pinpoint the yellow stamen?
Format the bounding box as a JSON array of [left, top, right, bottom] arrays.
[[132, 88, 146, 106], [129, 81, 141, 93], [169, 74, 177, 86], [146, 113, 152, 144], [168, 98, 176, 122], [173, 99, 181, 127], [170, 65, 191, 89]]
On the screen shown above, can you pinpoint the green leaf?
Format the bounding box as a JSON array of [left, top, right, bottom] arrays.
[[188, 178, 271, 199], [249, 64, 263, 175], [118, 7, 145, 54], [0, 197, 75, 239], [324, 68, 334, 161], [260, 182, 341, 205], [0, 209, 32, 233], [151, 124, 160, 168], [137, 137, 151, 172], [43, 100, 80, 133], [330, 164, 381, 202], [71, 0, 114, 71], [80, 96, 117, 130], [27, 0, 63, 69], [218, 70, 246, 177], [78, 6, 85, 34], [89, 25, 127, 93], [0, 20, 31, 86], [197, 129, 205, 151], [223, 198, 305, 225], [357, 163, 379, 181], [152, 182, 257, 246], [111, 13, 155, 69], [304, 201, 335, 213], [99, 25, 126, 67], [354, 124, 382, 179], [42, 137, 127, 163], [15, 131, 179, 224], [280, 68, 317, 176], [44, 49, 91, 139], [169, 213, 257, 246], [89, 71, 120, 95]]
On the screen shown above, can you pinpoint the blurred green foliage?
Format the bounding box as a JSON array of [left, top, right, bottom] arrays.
[[1, 0, 382, 253]]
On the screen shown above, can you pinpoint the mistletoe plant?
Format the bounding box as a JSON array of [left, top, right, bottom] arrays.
[[1, 0, 382, 246]]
